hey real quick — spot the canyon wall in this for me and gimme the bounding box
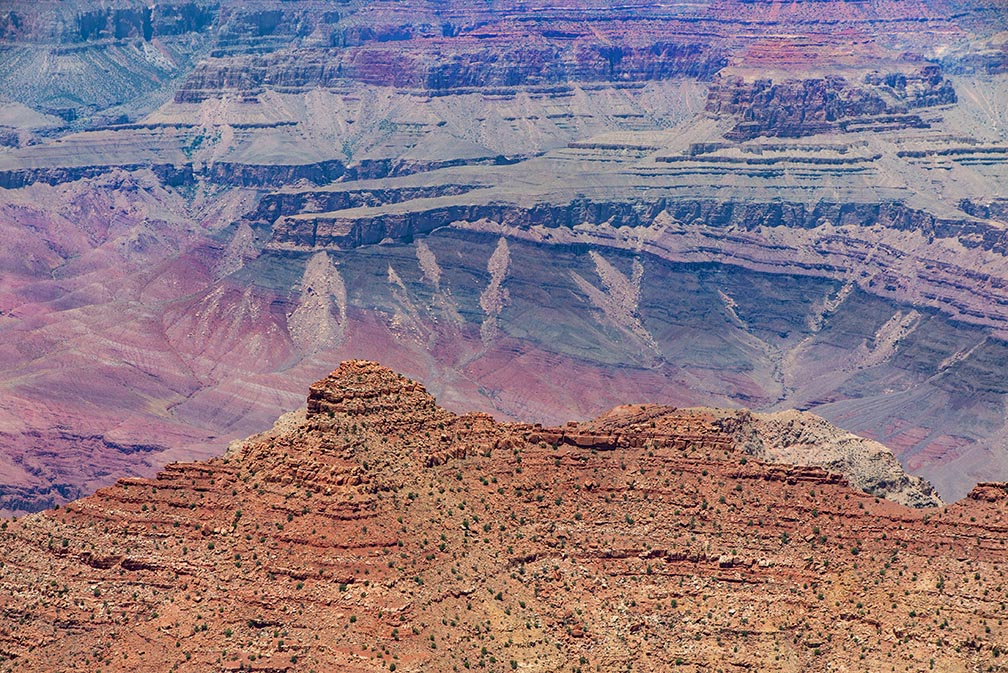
[0,0,1007,512]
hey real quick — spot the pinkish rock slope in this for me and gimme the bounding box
[0,0,1007,510]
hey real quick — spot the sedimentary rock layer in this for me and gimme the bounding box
[1,362,1003,672]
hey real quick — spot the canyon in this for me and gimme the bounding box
[0,361,1004,672]
[0,0,1007,513]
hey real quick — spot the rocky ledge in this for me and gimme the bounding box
[0,361,1002,672]
[707,66,957,140]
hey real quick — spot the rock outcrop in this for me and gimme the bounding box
[0,362,1002,672]
[718,409,943,508]
[706,66,957,140]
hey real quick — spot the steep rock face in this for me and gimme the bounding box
[707,66,958,140]
[174,41,728,103]
[164,0,983,102]
[267,196,945,250]
[3,0,991,120]
[0,2,217,42]
[264,192,1008,338]
[0,158,346,190]
[0,362,1003,672]
[0,1,219,125]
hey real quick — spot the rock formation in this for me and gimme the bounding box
[717,409,943,508]
[1,362,1005,672]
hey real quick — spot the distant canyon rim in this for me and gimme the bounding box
[0,0,1007,512]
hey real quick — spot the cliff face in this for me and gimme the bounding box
[1,0,991,122]
[0,2,216,42]
[174,40,729,103]
[707,66,958,140]
[262,192,1008,338]
[3,362,1005,673]
[0,1,220,123]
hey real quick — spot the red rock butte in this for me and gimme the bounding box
[0,361,1004,671]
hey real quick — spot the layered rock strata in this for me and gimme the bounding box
[1,0,1007,514]
[2,362,1005,672]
